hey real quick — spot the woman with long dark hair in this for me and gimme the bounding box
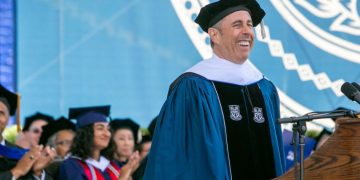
[58,106,139,180]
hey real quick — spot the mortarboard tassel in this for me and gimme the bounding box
[260,20,266,39]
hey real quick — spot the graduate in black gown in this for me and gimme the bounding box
[144,1,286,179]
[132,116,157,180]
[39,117,76,179]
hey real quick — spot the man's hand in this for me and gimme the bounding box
[32,146,57,177]
[10,145,43,178]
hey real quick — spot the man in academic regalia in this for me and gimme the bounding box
[0,84,56,179]
[39,117,76,178]
[0,84,21,176]
[144,1,286,179]
[0,84,18,148]
[39,116,76,160]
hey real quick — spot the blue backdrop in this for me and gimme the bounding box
[0,0,16,125]
[16,0,360,127]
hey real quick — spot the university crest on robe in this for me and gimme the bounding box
[253,107,265,123]
[229,105,242,121]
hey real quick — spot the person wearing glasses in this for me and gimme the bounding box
[37,116,76,178]
[40,116,76,160]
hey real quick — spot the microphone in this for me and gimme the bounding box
[351,82,360,91]
[341,82,360,104]
[278,110,357,124]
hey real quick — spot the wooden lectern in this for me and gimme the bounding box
[276,118,360,180]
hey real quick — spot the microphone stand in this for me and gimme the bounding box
[278,110,357,180]
[290,120,306,180]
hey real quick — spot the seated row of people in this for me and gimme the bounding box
[0,84,156,179]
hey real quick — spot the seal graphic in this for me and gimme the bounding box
[270,0,360,63]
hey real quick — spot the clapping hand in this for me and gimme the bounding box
[32,146,57,177]
[10,145,43,178]
[118,151,140,180]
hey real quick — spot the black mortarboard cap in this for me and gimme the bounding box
[195,0,265,32]
[68,105,110,128]
[0,84,18,116]
[140,134,151,144]
[110,118,140,143]
[23,112,55,132]
[39,116,76,145]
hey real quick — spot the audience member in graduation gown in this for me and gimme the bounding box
[39,116,76,178]
[16,112,54,149]
[39,116,76,160]
[144,1,286,179]
[0,84,56,179]
[132,116,157,180]
[138,116,156,160]
[0,145,56,180]
[138,135,151,161]
[58,106,140,180]
[109,118,140,168]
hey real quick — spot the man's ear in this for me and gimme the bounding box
[208,27,220,44]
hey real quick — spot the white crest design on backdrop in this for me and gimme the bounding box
[295,0,360,35]
[271,0,360,63]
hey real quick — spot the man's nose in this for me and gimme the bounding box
[242,26,252,34]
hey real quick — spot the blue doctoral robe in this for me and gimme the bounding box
[144,75,285,179]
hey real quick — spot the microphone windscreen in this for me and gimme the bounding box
[351,82,360,91]
[341,82,358,100]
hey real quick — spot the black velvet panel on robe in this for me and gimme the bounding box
[213,81,276,180]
